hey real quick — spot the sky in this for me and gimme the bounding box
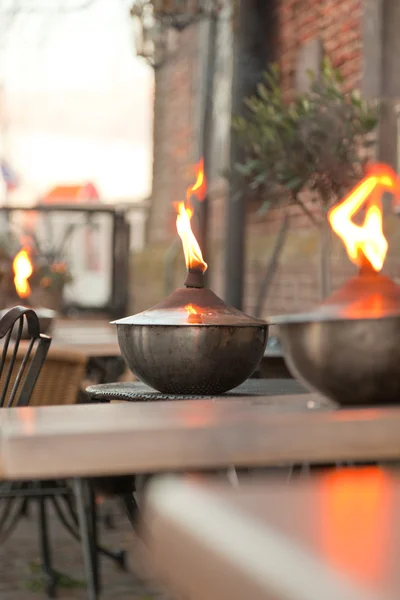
[0,0,154,203]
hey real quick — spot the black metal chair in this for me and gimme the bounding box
[0,306,55,588]
[0,305,51,408]
[0,307,135,600]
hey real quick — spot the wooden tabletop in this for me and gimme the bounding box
[1,399,400,480]
[49,318,120,358]
[145,468,399,600]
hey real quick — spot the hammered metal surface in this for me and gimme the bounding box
[277,316,400,406]
[116,323,268,395]
[113,283,269,394]
[269,272,400,406]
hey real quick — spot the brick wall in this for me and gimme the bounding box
[277,0,362,96]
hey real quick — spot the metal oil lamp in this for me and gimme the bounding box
[269,163,400,406]
[114,163,268,395]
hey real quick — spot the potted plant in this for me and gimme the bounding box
[22,226,74,312]
[233,58,378,304]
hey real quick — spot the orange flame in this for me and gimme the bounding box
[176,159,208,273]
[13,249,33,299]
[328,164,400,272]
[186,158,206,203]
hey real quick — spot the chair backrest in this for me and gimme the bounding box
[3,346,87,408]
[27,347,87,407]
[0,306,51,408]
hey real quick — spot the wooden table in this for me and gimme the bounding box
[2,398,400,480]
[145,469,400,600]
[50,318,120,358]
[49,318,124,385]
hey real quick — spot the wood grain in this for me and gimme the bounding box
[1,399,400,479]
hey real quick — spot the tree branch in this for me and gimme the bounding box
[294,195,321,227]
[254,212,290,318]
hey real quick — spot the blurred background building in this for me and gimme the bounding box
[1,0,400,318]
[139,0,400,318]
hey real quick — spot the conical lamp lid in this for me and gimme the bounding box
[113,287,266,327]
[270,271,400,324]
[317,271,400,319]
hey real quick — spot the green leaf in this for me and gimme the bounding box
[235,159,262,177]
[231,58,379,213]
[306,68,316,82]
[284,176,304,191]
[257,82,270,101]
[257,200,271,216]
[235,163,251,176]
[250,172,267,189]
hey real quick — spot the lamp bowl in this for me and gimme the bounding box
[269,312,400,406]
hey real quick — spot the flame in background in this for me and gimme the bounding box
[13,249,33,299]
[328,163,400,271]
[176,159,208,273]
[186,158,206,203]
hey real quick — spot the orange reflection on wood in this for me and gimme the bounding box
[178,403,216,428]
[16,407,36,435]
[317,467,392,589]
